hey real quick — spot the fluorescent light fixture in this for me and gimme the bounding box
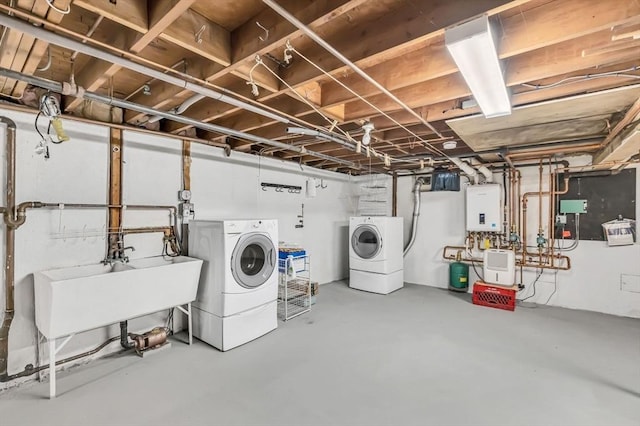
[445,15,511,118]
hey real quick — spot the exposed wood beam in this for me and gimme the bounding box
[124,57,226,124]
[172,0,519,136]
[321,0,640,108]
[66,1,193,112]
[64,26,135,111]
[226,0,367,81]
[0,0,36,92]
[158,8,231,66]
[279,0,516,92]
[131,0,198,52]
[343,34,640,121]
[593,96,640,163]
[126,0,365,128]
[14,0,72,96]
[74,0,148,34]
[108,127,123,255]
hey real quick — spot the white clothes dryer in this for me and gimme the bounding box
[189,219,278,351]
[349,216,404,294]
[349,216,403,274]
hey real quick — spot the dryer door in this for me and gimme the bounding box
[351,224,382,259]
[231,233,276,289]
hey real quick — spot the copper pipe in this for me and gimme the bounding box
[538,159,543,238]
[0,117,16,381]
[517,169,522,236]
[510,168,516,237]
[505,144,601,161]
[122,227,172,236]
[2,336,121,381]
[548,160,557,265]
[442,245,570,270]
[557,159,639,172]
[522,174,570,259]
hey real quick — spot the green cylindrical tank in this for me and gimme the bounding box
[449,251,469,292]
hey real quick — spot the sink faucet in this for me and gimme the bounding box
[104,234,135,264]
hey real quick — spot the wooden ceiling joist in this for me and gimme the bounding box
[1,0,640,173]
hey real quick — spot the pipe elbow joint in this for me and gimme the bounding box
[0,117,16,129]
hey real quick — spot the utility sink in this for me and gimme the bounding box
[34,256,204,339]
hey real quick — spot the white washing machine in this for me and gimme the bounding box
[349,216,404,294]
[189,219,278,351]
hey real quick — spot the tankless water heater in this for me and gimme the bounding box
[466,184,501,232]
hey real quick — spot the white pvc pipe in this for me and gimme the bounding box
[476,165,494,183]
[451,157,478,184]
[0,13,288,124]
[148,94,206,124]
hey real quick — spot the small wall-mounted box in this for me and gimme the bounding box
[560,199,587,214]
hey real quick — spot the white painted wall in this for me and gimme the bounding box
[399,157,640,318]
[0,108,357,387]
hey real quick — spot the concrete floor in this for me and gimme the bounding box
[1,282,639,426]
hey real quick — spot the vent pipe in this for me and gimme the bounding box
[450,157,478,184]
[404,177,427,256]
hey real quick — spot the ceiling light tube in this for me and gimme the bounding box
[445,15,511,118]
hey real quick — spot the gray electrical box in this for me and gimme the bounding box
[560,199,588,214]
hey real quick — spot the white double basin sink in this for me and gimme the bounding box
[34,256,203,339]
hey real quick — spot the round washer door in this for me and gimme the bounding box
[231,233,276,289]
[351,224,382,259]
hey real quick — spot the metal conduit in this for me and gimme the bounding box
[0,13,289,125]
[0,102,230,151]
[286,127,356,149]
[262,0,445,140]
[0,68,359,170]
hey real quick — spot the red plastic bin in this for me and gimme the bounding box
[472,282,516,311]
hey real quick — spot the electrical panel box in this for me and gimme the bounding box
[466,184,501,232]
[560,199,587,214]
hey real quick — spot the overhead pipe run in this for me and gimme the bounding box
[286,127,356,150]
[0,12,289,125]
[262,0,444,140]
[0,101,231,152]
[0,68,359,170]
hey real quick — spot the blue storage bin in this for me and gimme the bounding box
[278,250,306,272]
